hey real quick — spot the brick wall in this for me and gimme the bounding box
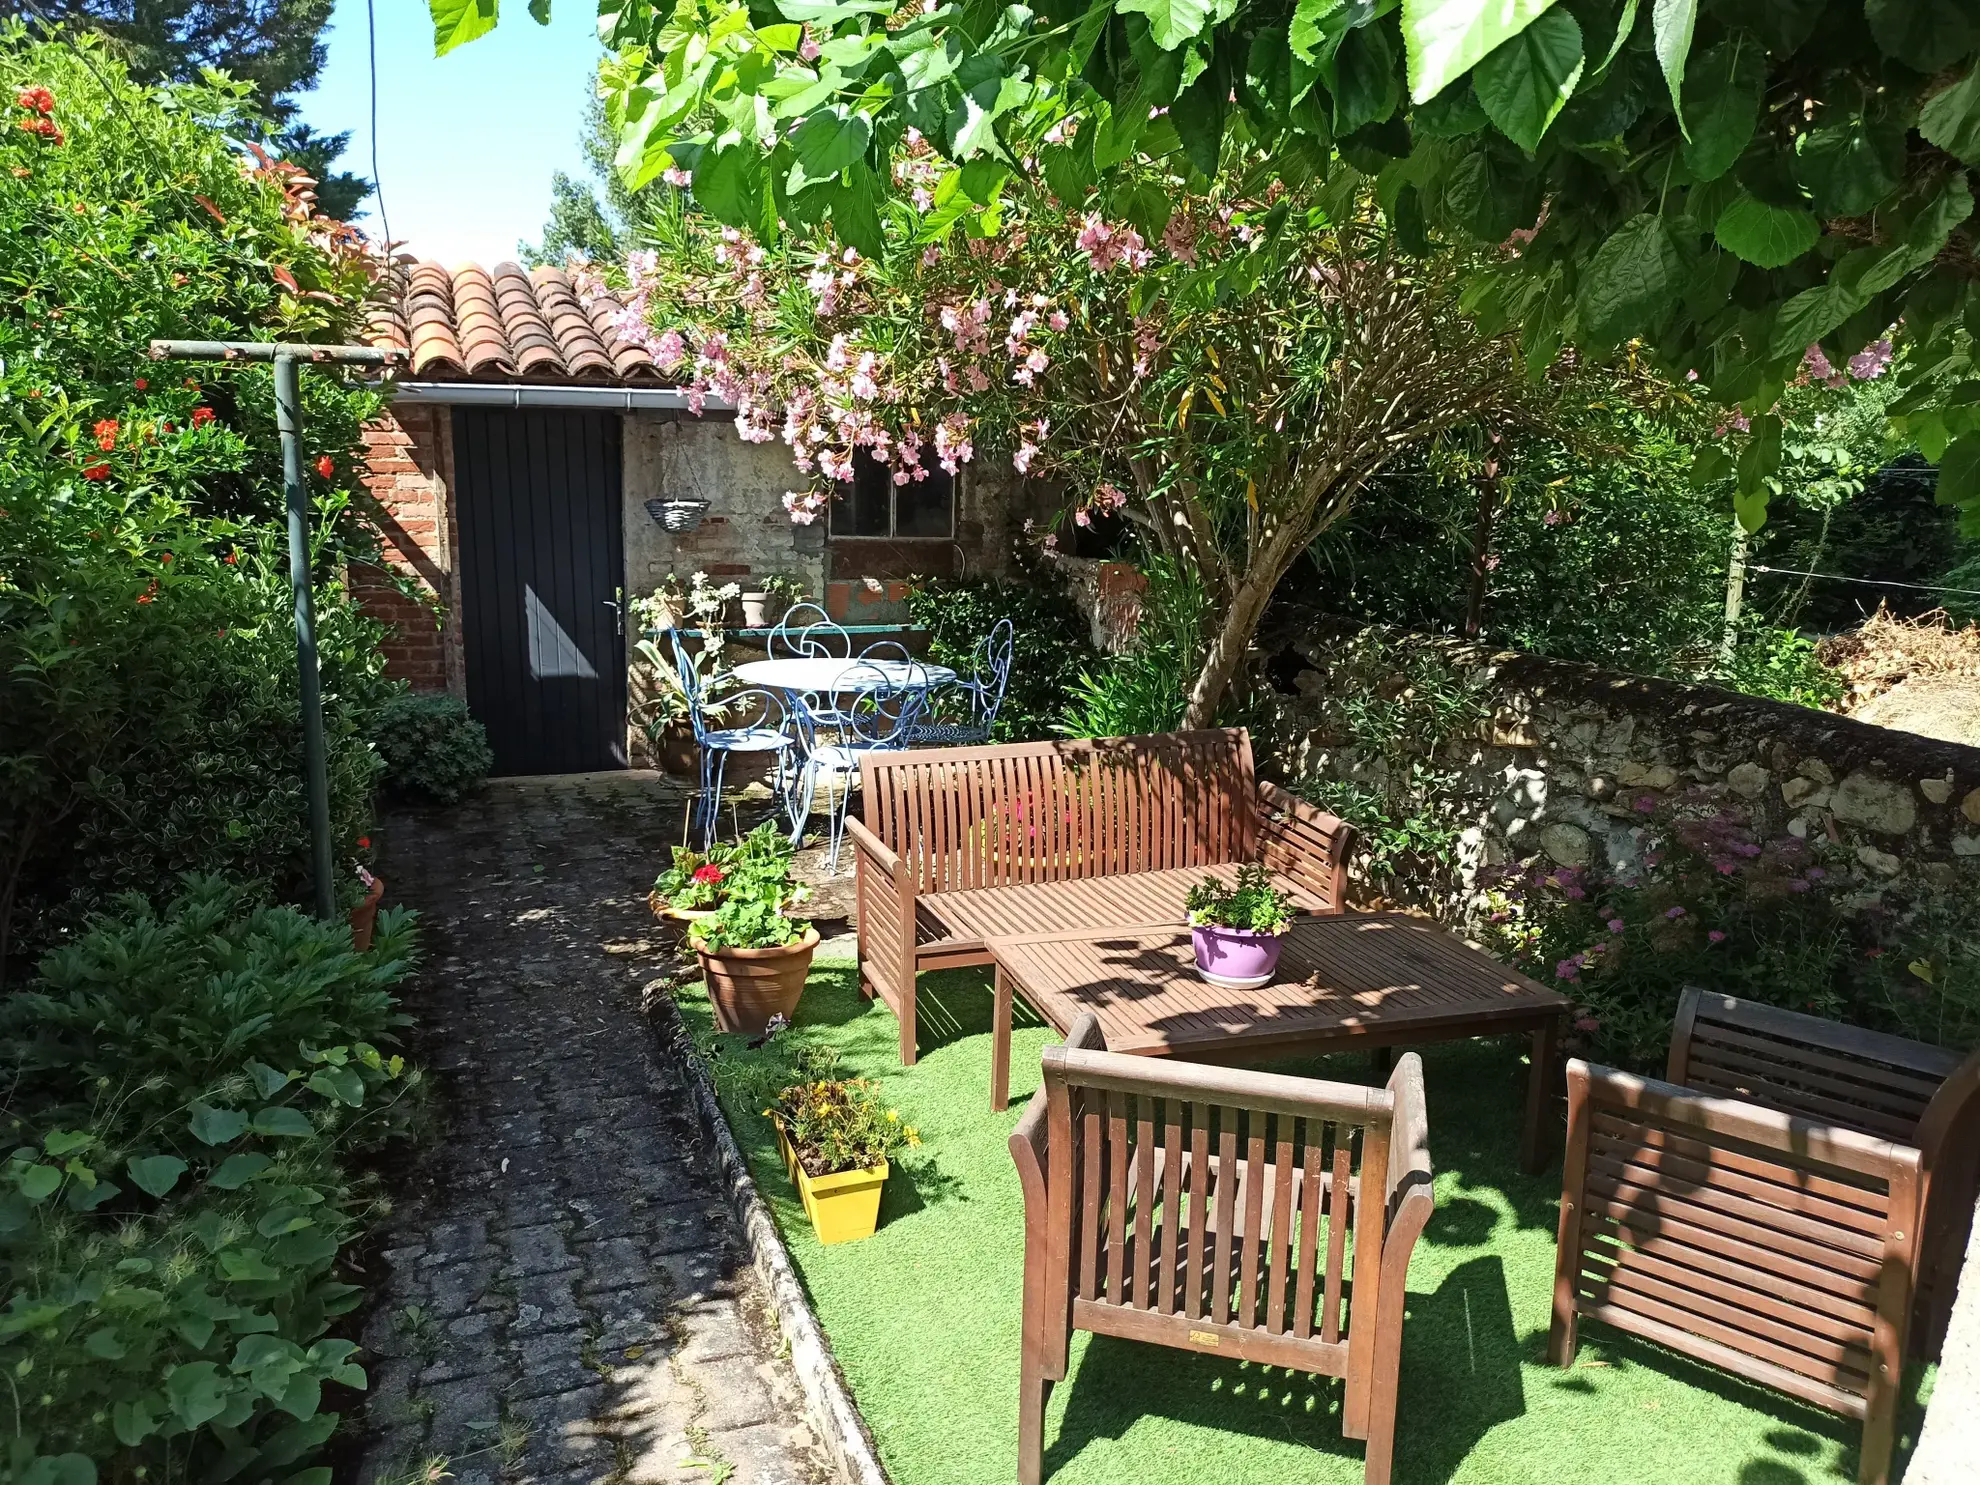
[352,402,460,695]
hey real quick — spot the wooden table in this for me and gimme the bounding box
[986,912,1572,1172]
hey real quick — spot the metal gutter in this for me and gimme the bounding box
[379,380,736,413]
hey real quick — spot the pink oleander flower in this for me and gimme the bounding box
[1163,214,1199,264]
[662,166,692,188]
[654,329,687,371]
[825,333,851,371]
[1047,309,1069,333]
[798,25,821,61]
[1849,338,1892,380]
[1013,441,1039,474]
[1555,961,1581,982]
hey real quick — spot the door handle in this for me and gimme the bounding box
[602,592,623,636]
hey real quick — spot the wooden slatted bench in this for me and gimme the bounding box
[847,729,1355,1064]
[1010,1013,1434,1485]
[1550,989,1980,1485]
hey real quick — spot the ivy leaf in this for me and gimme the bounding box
[1679,40,1762,182]
[1650,0,1696,126]
[209,1153,272,1190]
[1714,196,1819,269]
[429,0,499,56]
[1794,119,1904,217]
[166,1361,230,1429]
[1117,0,1237,52]
[126,1155,188,1199]
[189,1105,249,1147]
[1865,0,1980,74]
[1940,434,1980,511]
[1473,7,1583,153]
[244,1061,293,1100]
[112,1397,158,1447]
[789,106,871,185]
[1172,68,1229,177]
[20,1457,95,1485]
[1920,63,1980,170]
[1331,22,1402,138]
[1400,0,1560,105]
[1574,212,1682,344]
[250,1107,316,1139]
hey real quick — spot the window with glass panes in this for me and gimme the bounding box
[829,446,955,539]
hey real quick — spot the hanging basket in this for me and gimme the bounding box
[646,498,710,533]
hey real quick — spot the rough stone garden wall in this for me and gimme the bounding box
[1261,615,1980,918]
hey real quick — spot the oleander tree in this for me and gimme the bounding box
[436,0,1980,535]
[575,149,1530,722]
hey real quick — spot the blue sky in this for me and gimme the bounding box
[298,0,605,263]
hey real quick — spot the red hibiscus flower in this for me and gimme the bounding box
[315,454,335,478]
[81,462,110,481]
[692,863,726,884]
[190,406,215,427]
[92,418,118,451]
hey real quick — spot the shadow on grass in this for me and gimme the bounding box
[1042,1256,1525,1485]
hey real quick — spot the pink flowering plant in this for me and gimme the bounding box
[574,148,1529,725]
[1475,809,1976,1073]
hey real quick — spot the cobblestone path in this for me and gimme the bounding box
[361,774,829,1485]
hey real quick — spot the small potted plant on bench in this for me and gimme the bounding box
[1186,865,1295,989]
[688,832,818,1033]
[768,1050,919,1245]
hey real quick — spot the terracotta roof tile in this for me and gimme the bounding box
[369,257,666,386]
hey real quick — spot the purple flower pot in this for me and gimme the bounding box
[1191,924,1288,988]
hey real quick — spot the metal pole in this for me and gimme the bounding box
[150,337,399,921]
[274,353,336,919]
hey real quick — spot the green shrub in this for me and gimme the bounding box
[0,876,422,1484]
[0,34,393,965]
[905,573,1093,741]
[1476,823,1980,1073]
[1708,624,1847,711]
[1061,556,1218,738]
[373,692,494,805]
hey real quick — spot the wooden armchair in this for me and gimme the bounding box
[1010,1014,1434,1485]
[1550,989,1980,1485]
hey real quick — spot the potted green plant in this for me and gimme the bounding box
[768,1058,919,1244]
[1185,865,1296,989]
[689,833,817,1033]
[741,573,808,629]
[649,823,789,920]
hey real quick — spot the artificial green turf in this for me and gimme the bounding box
[678,950,1929,1485]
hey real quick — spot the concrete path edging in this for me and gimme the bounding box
[666,1014,893,1485]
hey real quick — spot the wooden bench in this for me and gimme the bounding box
[1011,1013,1434,1485]
[847,729,1355,1064]
[1550,989,1980,1485]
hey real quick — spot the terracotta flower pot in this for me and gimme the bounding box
[652,722,699,777]
[1190,923,1286,989]
[350,876,385,952]
[695,926,820,1035]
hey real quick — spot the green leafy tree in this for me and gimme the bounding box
[437,0,1980,535]
[0,32,396,966]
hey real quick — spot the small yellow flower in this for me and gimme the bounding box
[885,1109,899,1123]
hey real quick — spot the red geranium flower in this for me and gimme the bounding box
[223,550,238,564]
[692,863,726,884]
[81,462,110,481]
[315,454,335,478]
[133,377,147,391]
[357,835,371,849]
[190,406,215,427]
[92,418,118,451]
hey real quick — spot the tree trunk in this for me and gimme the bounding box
[1180,527,1298,729]
[1464,452,1502,638]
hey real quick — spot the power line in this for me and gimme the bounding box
[365,0,393,251]
[1748,564,1980,600]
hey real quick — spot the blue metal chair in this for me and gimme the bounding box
[768,602,850,659]
[905,618,1015,747]
[667,629,799,848]
[790,660,931,872]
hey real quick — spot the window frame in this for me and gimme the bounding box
[827,448,959,541]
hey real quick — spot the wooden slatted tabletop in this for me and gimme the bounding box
[988,912,1571,1171]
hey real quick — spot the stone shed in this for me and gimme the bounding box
[353,258,1038,775]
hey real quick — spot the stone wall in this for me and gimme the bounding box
[1261,616,1980,916]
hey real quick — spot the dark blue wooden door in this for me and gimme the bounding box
[454,408,627,775]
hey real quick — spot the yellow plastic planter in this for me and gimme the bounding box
[775,1122,888,1245]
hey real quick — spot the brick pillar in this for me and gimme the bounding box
[351,403,461,694]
